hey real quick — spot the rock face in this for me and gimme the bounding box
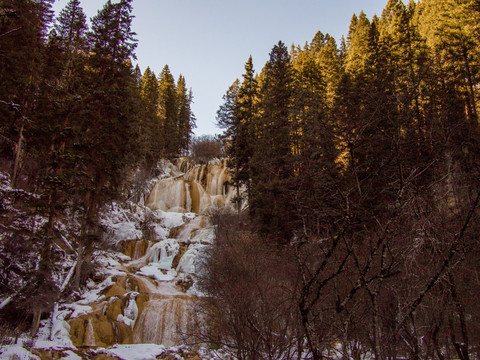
[68,159,235,349]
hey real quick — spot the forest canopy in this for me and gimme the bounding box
[208,0,480,358]
[0,0,195,335]
[1,0,480,358]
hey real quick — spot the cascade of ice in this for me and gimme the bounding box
[68,158,238,351]
[133,296,194,346]
[84,319,96,347]
[117,293,139,329]
[147,158,239,214]
[148,239,179,270]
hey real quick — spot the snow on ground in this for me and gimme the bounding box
[137,264,176,281]
[0,344,41,360]
[0,160,223,360]
[98,344,167,360]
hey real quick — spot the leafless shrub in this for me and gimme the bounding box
[190,135,224,163]
[195,209,301,360]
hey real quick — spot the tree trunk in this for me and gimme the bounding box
[462,47,477,122]
[49,303,59,341]
[31,308,42,337]
[370,290,383,360]
[12,117,25,187]
[449,273,470,360]
[73,240,85,291]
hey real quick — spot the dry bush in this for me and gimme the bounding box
[196,210,301,360]
[190,135,224,163]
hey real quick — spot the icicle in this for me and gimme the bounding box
[113,322,119,343]
[84,319,95,346]
[123,293,139,329]
[185,182,192,212]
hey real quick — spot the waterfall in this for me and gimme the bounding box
[146,158,240,214]
[68,158,239,351]
[84,319,96,347]
[133,296,194,346]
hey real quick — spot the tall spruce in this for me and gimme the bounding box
[70,0,140,290]
[32,0,90,286]
[140,67,161,167]
[177,75,196,155]
[250,41,295,239]
[231,56,257,201]
[157,65,178,156]
[416,0,479,122]
[0,0,54,185]
[217,79,240,134]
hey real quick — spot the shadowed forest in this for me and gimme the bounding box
[203,0,480,358]
[1,0,480,359]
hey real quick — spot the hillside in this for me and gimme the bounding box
[1,158,235,359]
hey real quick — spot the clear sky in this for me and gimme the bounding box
[52,0,388,136]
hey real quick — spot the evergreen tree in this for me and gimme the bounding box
[157,65,178,156]
[216,79,240,134]
[309,31,342,108]
[0,0,54,185]
[32,0,90,257]
[139,67,161,167]
[89,0,137,66]
[134,63,142,86]
[250,41,295,239]
[177,75,196,154]
[344,12,372,75]
[53,0,88,53]
[416,0,479,122]
[231,56,257,196]
[71,0,140,289]
[0,0,58,335]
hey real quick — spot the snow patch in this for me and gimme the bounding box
[137,264,176,282]
[98,344,167,360]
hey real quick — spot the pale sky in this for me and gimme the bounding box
[52,0,388,136]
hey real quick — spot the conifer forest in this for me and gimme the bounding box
[1,0,480,359]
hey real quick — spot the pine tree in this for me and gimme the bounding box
[216,79,240,134]
[0,0,54,185]
[53,0,88,53]
[416,0,479,122]
[309,31,342,108]
[70,0,140,290]
[32,0,89,251]
[134,64,142,87]
[177,75,196,155]
[232,56,258,195]
[89,0,137,66]
[250,41,295,239]
[139,67,161,167]
[344,12,372,75]
[157,65,178,156]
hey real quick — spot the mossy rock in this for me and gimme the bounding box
[104,298,124,322]
[103,277,127,298]
[32,348,69,360]
[115,321,133,344]
[168,226,181,239]
[92,315,115,347]
[124,240,151,259]
[69,318,86,347]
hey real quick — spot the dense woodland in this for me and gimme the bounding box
[1,0,480,359]
[203,0,480,359]
[0,0,195,335]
